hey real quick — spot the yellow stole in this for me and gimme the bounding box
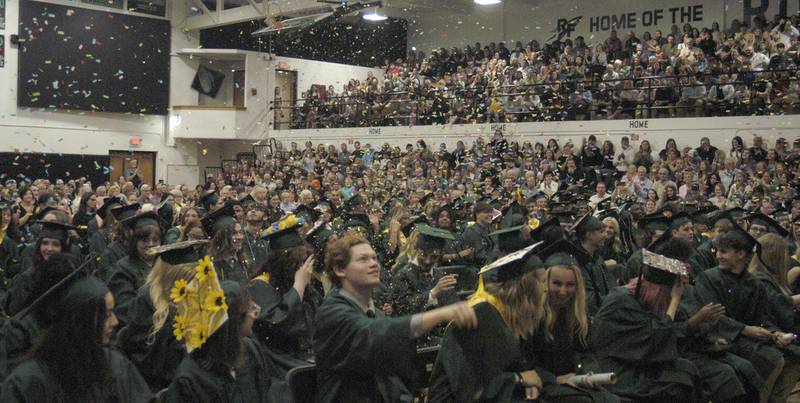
[467,275,508,326]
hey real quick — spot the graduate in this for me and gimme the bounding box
[690,211,735,274]
[433,207,474,266]
[692,223,799,403]
[87,195,125,255]
[107,211,163,326]
[116,240,205,391]
[313,233,477,403]
[202,202,250,282]
[250,214,321,381]
[165,260,273,403]
[0,253,76,379]
[523,239,621,403]
[95,202,140,281]
[571,214,614,316]
[3,221,77,316]
[461,202,499,267]
[429,242,546,402]
[390,224,461,316]
[590,241,701,402]
[0,277,153,403]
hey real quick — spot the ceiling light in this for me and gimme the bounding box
[474,0,501,5]
[363,11,388,21]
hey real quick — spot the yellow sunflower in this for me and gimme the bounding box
[173,315,187,341]
[188,321,210,350]
[195,256,216,282]
[170,279,189,303]
[204,289,228,313]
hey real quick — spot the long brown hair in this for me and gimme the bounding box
[485,272,544,339]
[543,265,589,347]
[749,233,791,294]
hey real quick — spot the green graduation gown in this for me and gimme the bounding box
[429,300,528,402]
[589,288,699,401]
[0,348,154,403]
[164,337,272,403]
[213,254,250,283]
[574,246,614,317]
[461,223,497,267]
[691,267,786,386]
[116,284,185,391]
[688,238,717,274]
[107,256,152,326]
[313,289,416,403]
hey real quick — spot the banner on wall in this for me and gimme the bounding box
[128,0,167,17]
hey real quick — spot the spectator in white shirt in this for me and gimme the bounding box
[614,136,636,173]
[589,182,611,209]
[706,74,735,116]
[771,19,799,48]
[537,170,560,198]
[677,72,707,117]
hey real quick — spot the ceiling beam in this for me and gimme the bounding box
[185,0,325,30]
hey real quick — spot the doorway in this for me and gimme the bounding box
[274,69,297,130]
[109,151,156,188]
[233,70,245,108]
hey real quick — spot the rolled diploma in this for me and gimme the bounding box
[570,372,617,386]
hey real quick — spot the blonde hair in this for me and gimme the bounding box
[392,230,419,273]
[146,259,197,343]
[748,233,790,295]
[543,265,590,348]
[602,217,622,253]
[486,272,545,339]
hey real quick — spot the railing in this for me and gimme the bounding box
[269,68,800,129]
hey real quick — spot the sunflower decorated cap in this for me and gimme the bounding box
[170,255,229,353]
[263,214,306,251]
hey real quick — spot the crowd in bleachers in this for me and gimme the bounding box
[278,17,800,129]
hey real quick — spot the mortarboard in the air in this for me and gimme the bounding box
[111,203,140,222]
[121,211,166,230]
[264,214,307,251]
[402,216,431,238]
[97,196,125,219]
[571,213,604,240]
[416,224,456,250]
[478,241,544,283]
[638,213,671,232]
[147,239,208,265]
[198,191,220,211]
[35,221,75,243]
[201,201,238,236]
[641,248,689,286]
[747,213,790,237]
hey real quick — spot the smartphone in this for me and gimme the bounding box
[433,266,474,292]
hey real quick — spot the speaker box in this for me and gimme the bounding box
[191,65,226,98]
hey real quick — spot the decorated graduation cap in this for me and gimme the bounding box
[35,221,75,243]
[478,241,545,283]
[641,248,689,286]
[572,213,604,240]
[111,203,140,222]
[264,214,306,251]
[747,213,790,237]
[416,224,456,251]
[200,201,238,236]
[147,239,208,265]
[170,255,229,353]
[97,196,125,219]
[198,191,220,212]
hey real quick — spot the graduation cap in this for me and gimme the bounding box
[419,192,434,207]
[35,221,75,243]
[572,213,604,240]
[726,207,745,219]
[343,193,365,212]
[201,202,238,236]
[147,239,207,265]
[97,196,125,218]
[198,191,220,211]
[156,201,175,229]
[32,206,57,221]
[747,213,790,237]
[721,221,760,254]
[691,207,716,226]
[340,213,372,234]
[305,221,335,250]
[240,194,256,206]
[641,248,689,286]
[121,211,165,231]
[708,210,733,225]
[264,214,306,251]
[111,203,140,222]
[529,217,560,242]
[478,241,544,283]
[550,210,578,225]
[402,216,430,238]
[294,204,319,225]
[416,224,456,251]
[62,276,110,312]
[668,212,692,231]
[539,238,579,267]
[638,214,671,232]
